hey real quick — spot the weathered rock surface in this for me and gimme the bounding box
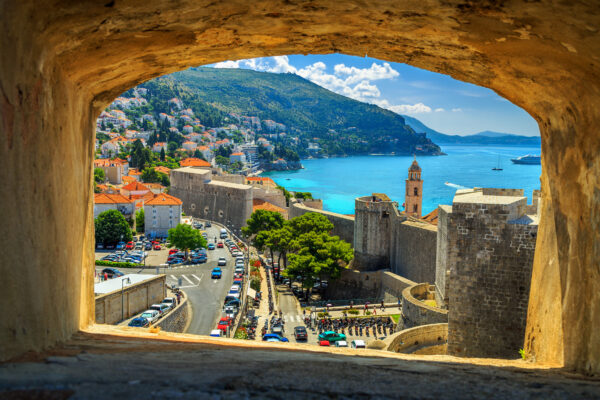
[0,0,599,377]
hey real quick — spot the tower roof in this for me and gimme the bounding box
[409,156,421,172]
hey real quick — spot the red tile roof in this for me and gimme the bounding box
[246,177,276,186]
[180,157,211,167]
[121,181,150,192]
[145,193,183,206]
[252,199,286,214]
[94,193,133,204]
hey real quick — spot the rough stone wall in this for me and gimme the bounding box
[385,323,448,355]
[95,275,166,325]
[211,174,245,185]
[353,196,394,271]
[289,202,354,244]
[325,269,415,301]
[435,205,452,308]
[400,284,448,330]
[170,168,253,232]
[389,219,437,283]
[252,186,287,209]
[2,0,600,372]
[446,197,537,358]
[155,297,189,333]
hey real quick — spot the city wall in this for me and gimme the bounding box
[170,167,253,233]
[95,275,166,325]
[400,283,448,330]
[155,294,189,333]
[325,269,415,302]
[385,323,448,355]
[289,202,355,244]
[390,219,437,283]
[443,189,538,358]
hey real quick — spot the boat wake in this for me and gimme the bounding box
[445,182,468,189]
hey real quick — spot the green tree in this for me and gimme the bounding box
[160,147,166,161]
[94,210,133,245]
[193,148,205,160]
[93,168,105,183]
[215,155,230,167]
[285,231,353,291]
[242,210,284,238]
[135,209,145,233]
[288,212,333,236]
[141,168,160,183]
[167,223,207,259]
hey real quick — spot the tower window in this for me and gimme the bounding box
[414,187,418,196]
[413,204,418,212]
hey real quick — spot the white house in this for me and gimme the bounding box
[93,193,134,219]
[152,142,167,153]
[144,193,183,238]
[182,140,197,151]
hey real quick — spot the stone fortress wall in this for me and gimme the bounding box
[170,167,254,233]
[439,188,539,358]
[385,323,448,355]
[324,268,416,302]
[400,283,448,330]
[353,194,438,284]
[289,202,355,244]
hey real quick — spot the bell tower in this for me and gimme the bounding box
[405,156,423,217]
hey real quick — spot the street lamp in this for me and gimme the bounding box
[121,277,131,321]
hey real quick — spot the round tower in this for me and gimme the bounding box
[405,156,423,217]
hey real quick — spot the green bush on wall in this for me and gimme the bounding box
[95,260,140,269]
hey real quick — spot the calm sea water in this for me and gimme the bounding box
[262,145,542,215]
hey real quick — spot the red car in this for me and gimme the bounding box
[319,340,330,346]
[217,317,232,333]
[153,244,161,250]
[125,241,134,250]
[217,242,224,248]
[168,248,179,255]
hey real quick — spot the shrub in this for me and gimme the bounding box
[347,309,359,315]
[250,277,261,292]
[317,312,330,318]
[95,260,139,268]
[234,328,248,340]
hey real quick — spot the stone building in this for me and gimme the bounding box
[435,188,539,358]
[405,157,423,217]
[169,167,286,234]
[143,192,183,238]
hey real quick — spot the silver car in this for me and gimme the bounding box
[139,309,160,324]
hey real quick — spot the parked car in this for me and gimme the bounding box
[139,310,160,324]
[162,297,177,310]
[128,317,149,328]
[211,268,222,279]
[191,256,207,264]
[153,243,161,250]
[271,323,284,335]
[208,243,215,250]
[224,305,238,319]
[149,303,170,315]
[166,258,184,265]
[335,340,348,348]
[209,329,222,337]
[294,326,308,341]
[262,333,289,342]
[318,331,346,343]
[101,267,123,278]
[116,242,125,250]
[205,221,212,228]
[234,267,244,275]
[144,242,152,250]
[124,241,133,250]
[351,340,366,349]
[218,257,227,266]
[319,340,331,346]
[96,243,104,249]
[217,317,232,333]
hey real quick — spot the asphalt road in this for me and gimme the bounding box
[95,221,237,335]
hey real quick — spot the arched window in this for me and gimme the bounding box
[414,187,418,196]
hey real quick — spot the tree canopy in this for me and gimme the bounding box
[167,223,207,257]
[242,210,285,238]
[95,210,133,245]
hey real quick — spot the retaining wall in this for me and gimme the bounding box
[400,283,448,330]
[325,269,415,302]
[385,323,448,354]
[155,294,189,333]
[389,219,437,283]
[95,275,166,325]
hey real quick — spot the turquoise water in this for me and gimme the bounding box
[262,145,542,215]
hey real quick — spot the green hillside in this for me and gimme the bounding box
[140,67,441,156]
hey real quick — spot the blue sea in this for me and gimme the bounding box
[262,145,542,215]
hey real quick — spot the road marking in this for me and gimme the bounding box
[182,275,195,285]
[169,275,178,281]
[192,274,202,283]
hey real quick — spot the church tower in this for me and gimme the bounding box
[405,156,423,217]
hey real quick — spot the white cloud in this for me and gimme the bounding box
[210,57,438,115]
[452,108,463,112]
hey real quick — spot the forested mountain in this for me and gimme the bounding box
[402,115,541,146]
[138,67,442,156]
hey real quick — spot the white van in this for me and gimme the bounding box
[351,340,366,349]
[220,228,228,239]
[210,329,223,337]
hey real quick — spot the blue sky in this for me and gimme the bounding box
[208,54,539,137]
